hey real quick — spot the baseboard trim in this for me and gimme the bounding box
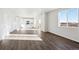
[47,31,79,44]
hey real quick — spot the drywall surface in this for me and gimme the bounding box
[0,8,41,39]
[0,9,17,39]
[37,12,48,32]
[47,9,79,42]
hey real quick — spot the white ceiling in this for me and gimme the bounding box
[42,8,57,12]
[15,8,57,17]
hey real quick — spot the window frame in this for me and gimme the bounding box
[58,8,79,28]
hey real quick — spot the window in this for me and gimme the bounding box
[26,21,30,25]
[58,8,79,27]
[58,10,67,27]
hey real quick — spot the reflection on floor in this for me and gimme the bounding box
[10,30,38,34]
[8,30,41,40]
[0,30,79,50]
[5,34,42,40]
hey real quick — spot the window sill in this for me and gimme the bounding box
[58,26,79,28]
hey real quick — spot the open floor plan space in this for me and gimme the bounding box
[0,8,79,50]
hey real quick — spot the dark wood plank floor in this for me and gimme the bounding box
[0,31,79,50]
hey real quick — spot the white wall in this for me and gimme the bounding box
[0,8,18,39]
[0,9,5,39]
[38,12,48,32]
[0,8,41,39]
[15,8,39,30]
[47,9,79,42]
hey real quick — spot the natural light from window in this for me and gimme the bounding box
[58,8,79,27]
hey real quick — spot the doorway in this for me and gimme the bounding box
[10,16,41,36]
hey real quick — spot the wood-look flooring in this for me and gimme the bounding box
[0,30,79,50]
